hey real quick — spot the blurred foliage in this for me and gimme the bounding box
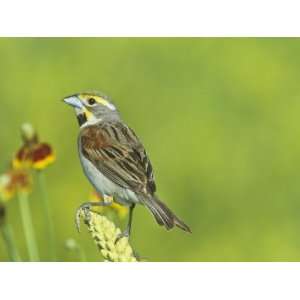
[0,38,300,261]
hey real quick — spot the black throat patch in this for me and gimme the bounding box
[77,113,87,126]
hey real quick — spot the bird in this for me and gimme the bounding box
[63,91,191,241]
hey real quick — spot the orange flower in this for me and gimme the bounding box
[14,143,55,170]
[0,168,32,201]
[13,123,55,170]
[89,191,128,219]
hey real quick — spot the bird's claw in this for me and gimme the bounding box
[115,229,130,245]
[114,227,144,260]
[75,203,92,233]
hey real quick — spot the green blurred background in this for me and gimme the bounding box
[0,38,300,261]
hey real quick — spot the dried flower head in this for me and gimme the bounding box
[0,168,32,201]
[13,123,55,170]
[89,191,128,219]
[81,210,137,262]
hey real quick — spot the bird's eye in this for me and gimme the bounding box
[88,98,96,105]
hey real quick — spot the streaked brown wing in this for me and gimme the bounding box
[80,121,156,194]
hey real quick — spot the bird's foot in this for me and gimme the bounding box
[115,228,130,245]
[75,198,113,233]
[114,226,145,261]
[75,202,92,233]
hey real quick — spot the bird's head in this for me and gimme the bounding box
[63,91,120,126]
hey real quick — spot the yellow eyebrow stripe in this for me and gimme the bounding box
[80,94,116,111]
[97,98,116,110]
[97,98,110,106]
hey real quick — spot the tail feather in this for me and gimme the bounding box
[143,195,191,233]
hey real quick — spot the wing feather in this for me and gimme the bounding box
[80,121,156,194]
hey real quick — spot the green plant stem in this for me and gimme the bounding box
[18,192,39,261]
[77,246,87,262]
[1,223,22,262]
[37,171,56,261]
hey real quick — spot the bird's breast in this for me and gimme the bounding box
[78,143,139,206]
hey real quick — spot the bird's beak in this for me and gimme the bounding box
[63,96,84,109]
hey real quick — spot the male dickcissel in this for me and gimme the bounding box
[63,91,191,240]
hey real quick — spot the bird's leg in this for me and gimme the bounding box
[75,195,113,232]
[115,204,135,244]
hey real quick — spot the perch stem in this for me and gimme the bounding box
[1,223,22,261]
[37,171,56,261]
[18,192,40,261]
